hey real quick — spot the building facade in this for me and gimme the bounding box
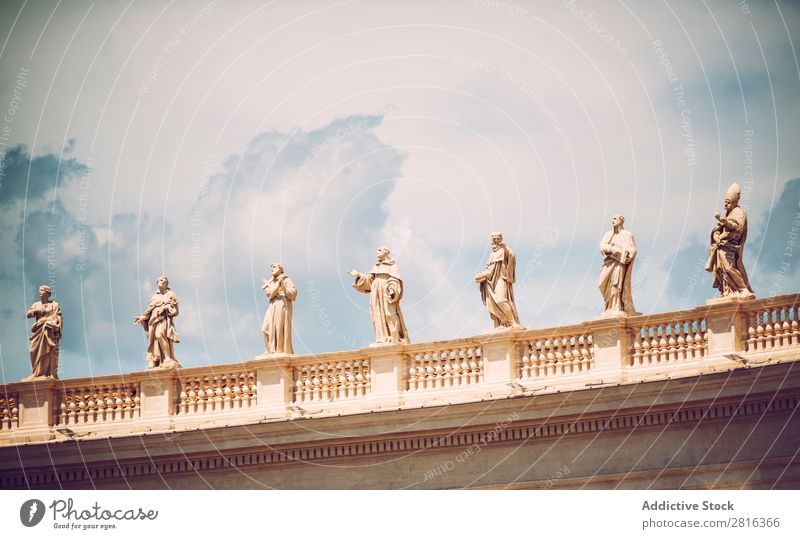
[1,294,798,489]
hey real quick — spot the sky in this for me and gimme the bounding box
[0,0,798,383]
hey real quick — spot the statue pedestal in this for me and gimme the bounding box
[595,310,641,320]
[706,293,755,306]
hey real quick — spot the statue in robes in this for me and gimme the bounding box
[598,215,639,317]
[261,263,297,355]
[348,247,410,345]
[133,276,181,369]
[705,182,754,299]
[475,232,523,330]
[24,285,62,380]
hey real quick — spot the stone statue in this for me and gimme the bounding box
[261,263,297,355]
[24,285,62,380]
[348,247,410,345]
[705,182,754,300]
[475,232,523,330]
[133,276,181,369]
[598,215,639,317]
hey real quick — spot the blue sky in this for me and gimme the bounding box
[0,0,798,383]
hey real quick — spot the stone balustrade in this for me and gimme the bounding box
[178,370,257,415]
[406,343,483,391]
[518,329,594,379]
[742,296,800,352]
[0,394,18,431]
[58,380,140,425]
[630,315,707,366]
[292,358,370,403]
[1,293,798,446]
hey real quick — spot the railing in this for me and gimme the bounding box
[178,370,257,415]
[406,344,483,390]
[743,297,800,352]
[293,359,370,403]
[58,381,140,425]
[630,316,707,367]
[0,394,17,430]
[1,293,798,445]
[518,331,593,379]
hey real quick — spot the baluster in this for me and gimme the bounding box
[338,364,347,398]
[647,327,658,364]
[248,373,257,405]
[440,352,451,387]
[319,365,328,401]
[767,310,776,349]
[124,391,133,419]
[638,329,648,365]
[545,339,554,375]
[746,312,756,351]
[778,307,789,347]
[114,391,123,421]
[683,322,694,359]
[179,382,188,415]
[341,362,350,398]
[230,375,241,408]
[676,323,686,360]
[756,312,765,351]
[580,335,591,369]
[362,360,370,394]
[521,349,531,378]
[535,340,544,376]
[76,391,87,424]
[421,354,431,389]
[293,372,303,403]
[185,380,195,413]
[199,379,209,413]
[632,332,641,367]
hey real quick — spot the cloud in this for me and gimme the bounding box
[0,145,88,207]
[0,116,408,382]
[662,235,710,309]
[749,178,800,296]
[177,114,407,360]
[0,145,98,381]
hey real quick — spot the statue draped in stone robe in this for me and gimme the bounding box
[475,232,522,329]
[133,276,181,369]
[348,247,410,345]
[705,182,754,299]
[25,285,62,380]
[261,263,297,355]
[598,215,638,316]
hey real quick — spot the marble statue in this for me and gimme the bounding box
[348,247,410,345]
[133,276,181,369]
[261,263,297,355]
[705,182,754,300]
[24,285,62,380]
[475,232,523,330]
[598,215,639,317]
